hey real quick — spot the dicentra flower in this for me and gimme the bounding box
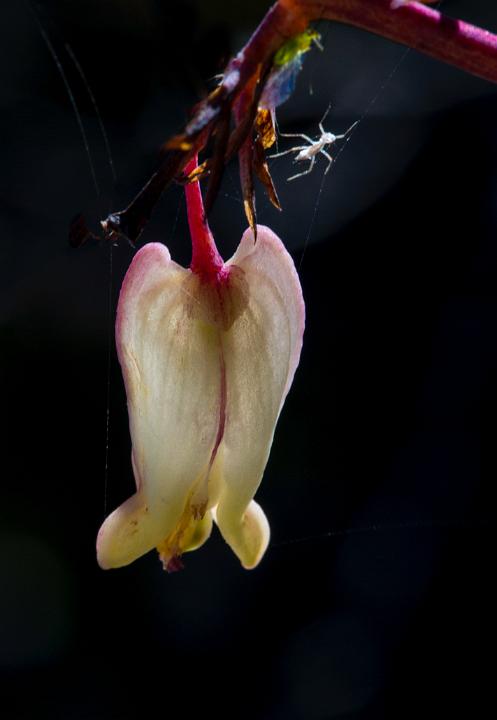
[97,159,304,571]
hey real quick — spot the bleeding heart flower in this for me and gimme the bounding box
[96,158,305,571]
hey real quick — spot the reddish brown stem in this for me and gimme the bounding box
[96,1,497,247]
[287,0,497,83]
[226,0,497,95]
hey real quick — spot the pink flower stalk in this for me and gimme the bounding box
[96,0,497,249]
[96,158,305,571]
[237,0,497,86]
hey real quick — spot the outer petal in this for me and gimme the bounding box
[97,243,223,569]
[214,225,305,568]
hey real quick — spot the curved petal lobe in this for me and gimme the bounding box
[97,243,223,569]
[214,225,305,568]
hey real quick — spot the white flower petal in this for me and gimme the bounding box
[214,225,305,568]
[97,243,223,569]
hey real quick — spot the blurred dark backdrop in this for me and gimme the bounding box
[1,1,496,718]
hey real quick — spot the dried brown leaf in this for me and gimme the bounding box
[254,108,276,150]
[253,139,281,211]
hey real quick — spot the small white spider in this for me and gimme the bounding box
[269,106,358,181]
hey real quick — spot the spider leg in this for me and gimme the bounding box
[318,103,332,134]
[278,131,314,144]
[333,120,359,140]
[320,149,333,174]
[287,156,315,182]
[269,146,307,158]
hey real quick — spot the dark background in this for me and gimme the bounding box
[1,1,496,718]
